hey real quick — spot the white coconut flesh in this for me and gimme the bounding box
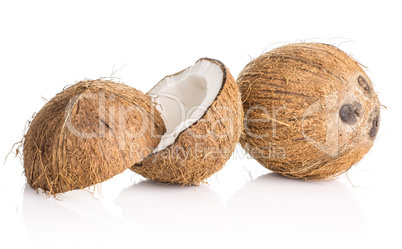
[149,60,224,153]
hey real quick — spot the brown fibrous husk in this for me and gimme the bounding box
[237,43,380,180]
[23,79,166,195]
[131,58,244,185]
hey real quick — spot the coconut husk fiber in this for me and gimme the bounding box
[131,58,243,185]
[237,43,380,180]
[23,79,166,195]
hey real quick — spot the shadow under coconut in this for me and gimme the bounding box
[22,184,131,245]
[114,180,226,235]
[225,173,368,236]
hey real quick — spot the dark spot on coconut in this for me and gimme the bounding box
[358,76,371,93]
[99,119,110,129]
[339,103,362,125]
[369,112,380,139]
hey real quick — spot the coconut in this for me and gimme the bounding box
[131,58,243,184]
[23,79,166,194]
[237,43,380,179]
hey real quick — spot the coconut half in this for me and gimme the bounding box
[131,58,243,184]
[23,80,166,194]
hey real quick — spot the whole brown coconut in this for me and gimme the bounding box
[23,80,166,194]
[131,58,243,185]
[237,43,380,179]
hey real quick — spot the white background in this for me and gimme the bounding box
[1,0,401,248]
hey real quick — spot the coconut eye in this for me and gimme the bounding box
[339,102,362,125]
[369,109,380,139]
[358,76,371,93]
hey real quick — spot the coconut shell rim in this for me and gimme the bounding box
[136,58,229,164]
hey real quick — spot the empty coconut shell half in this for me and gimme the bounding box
[237,43,380,180]
[23,80,166,194]
[131,58,243,185]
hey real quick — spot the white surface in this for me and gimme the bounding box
[150,59,223,153]
[0,1,401,249]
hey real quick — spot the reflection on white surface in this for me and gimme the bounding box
[226,173,367,235]
[115,181,225,234]
[22,172,367,246]
[22,184,131,245]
